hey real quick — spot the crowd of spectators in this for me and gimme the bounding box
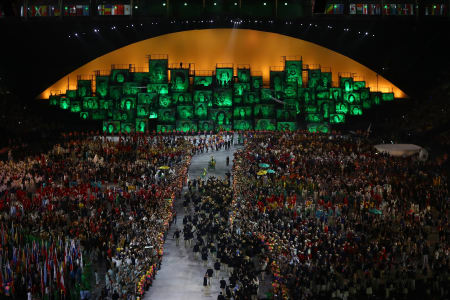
[229,132,448,300]
[0,134,192,298]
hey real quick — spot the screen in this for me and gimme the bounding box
[253,104,275,118]
[340,77,353,92]
[172,93,192,105]
[234,120,253,130]
[198,120,214,132]
[277,121,298,131]
[170,69,189,92]
[251,76,263,90]
[209,109,232,126]
[158,109,175,123]
[138,93,157,106]
[96,76,109,98]
[50,55,398,132]
[149,59,168,83]
[255,119,276,131]
[157,124,175,133]
[285,60,302,85]
[233,106,252,119]
[136,119,148,132]
[194,76,213,88]
[195,103,209,119]
[177,105,194,120]
[237,69,251,83]
[110,69,129,84]
[176,120,197,132]
[123,82,139,95]
[216,68,233,87]
[270,71,284,92]
[213,89,233,107]
[77,80,92,98]
[308,69,321,89]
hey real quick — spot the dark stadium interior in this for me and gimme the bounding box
[0,1,449,299]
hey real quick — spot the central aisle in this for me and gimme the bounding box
[144,146,239,300]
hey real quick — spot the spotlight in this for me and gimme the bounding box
[214,2,217,5]
[163,2,166,6]
[234,2,237,5]
[184,2,187,6]
[74,33,78,37]
[285,2,288,5]
[134,5,138,9]
[263,2,266,5]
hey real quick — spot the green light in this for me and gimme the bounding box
[263,2,267,5]
[334,4,337,8]
[214,2,217,5]
[184,2,187,6]
[384,5,387,8]
[64,6,68,10]
[163,3,166,6]
[433,5,436,8]
[85,7,88,10]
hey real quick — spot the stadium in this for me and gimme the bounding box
[0,1,448,299]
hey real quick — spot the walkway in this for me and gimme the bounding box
[144,146,238,300]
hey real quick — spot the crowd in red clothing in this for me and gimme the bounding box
[0,134,192,299]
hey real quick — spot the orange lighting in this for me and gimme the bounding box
[38,29,407,99]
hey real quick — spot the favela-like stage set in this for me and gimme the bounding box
[48,55,395,133]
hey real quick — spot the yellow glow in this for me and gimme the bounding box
[39,29,406,99]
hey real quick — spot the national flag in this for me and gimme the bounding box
[82,5,89,16]
[59,265,66,294]
[370,4,380,15]
[363,4,368,15]
[356,3,363,14]
[98,5,104,15]
[325,4,334,14]
[104,4,112,15]
[349,4,356,14]
[44,259,47,286]
[76,5,83,16]
[112,4,124,15]
[69,5,76,16]
[124,4,131,15]
[383,4,390,15]
[390,4,397,15]
[52,6,61,16]
[41,267,44,295]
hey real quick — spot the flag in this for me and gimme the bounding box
[325,4,334,14]
[349,4,356,14]
[44,259,47,286]
[98,5,104,15]
[124,4,131,15]
[59,265,66,294]
[104,4,112,15]
[363,4,368,15]
[41,267,44,295]
[356,4,363,14]
[370,4,380,15]
[82,5,89,16]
